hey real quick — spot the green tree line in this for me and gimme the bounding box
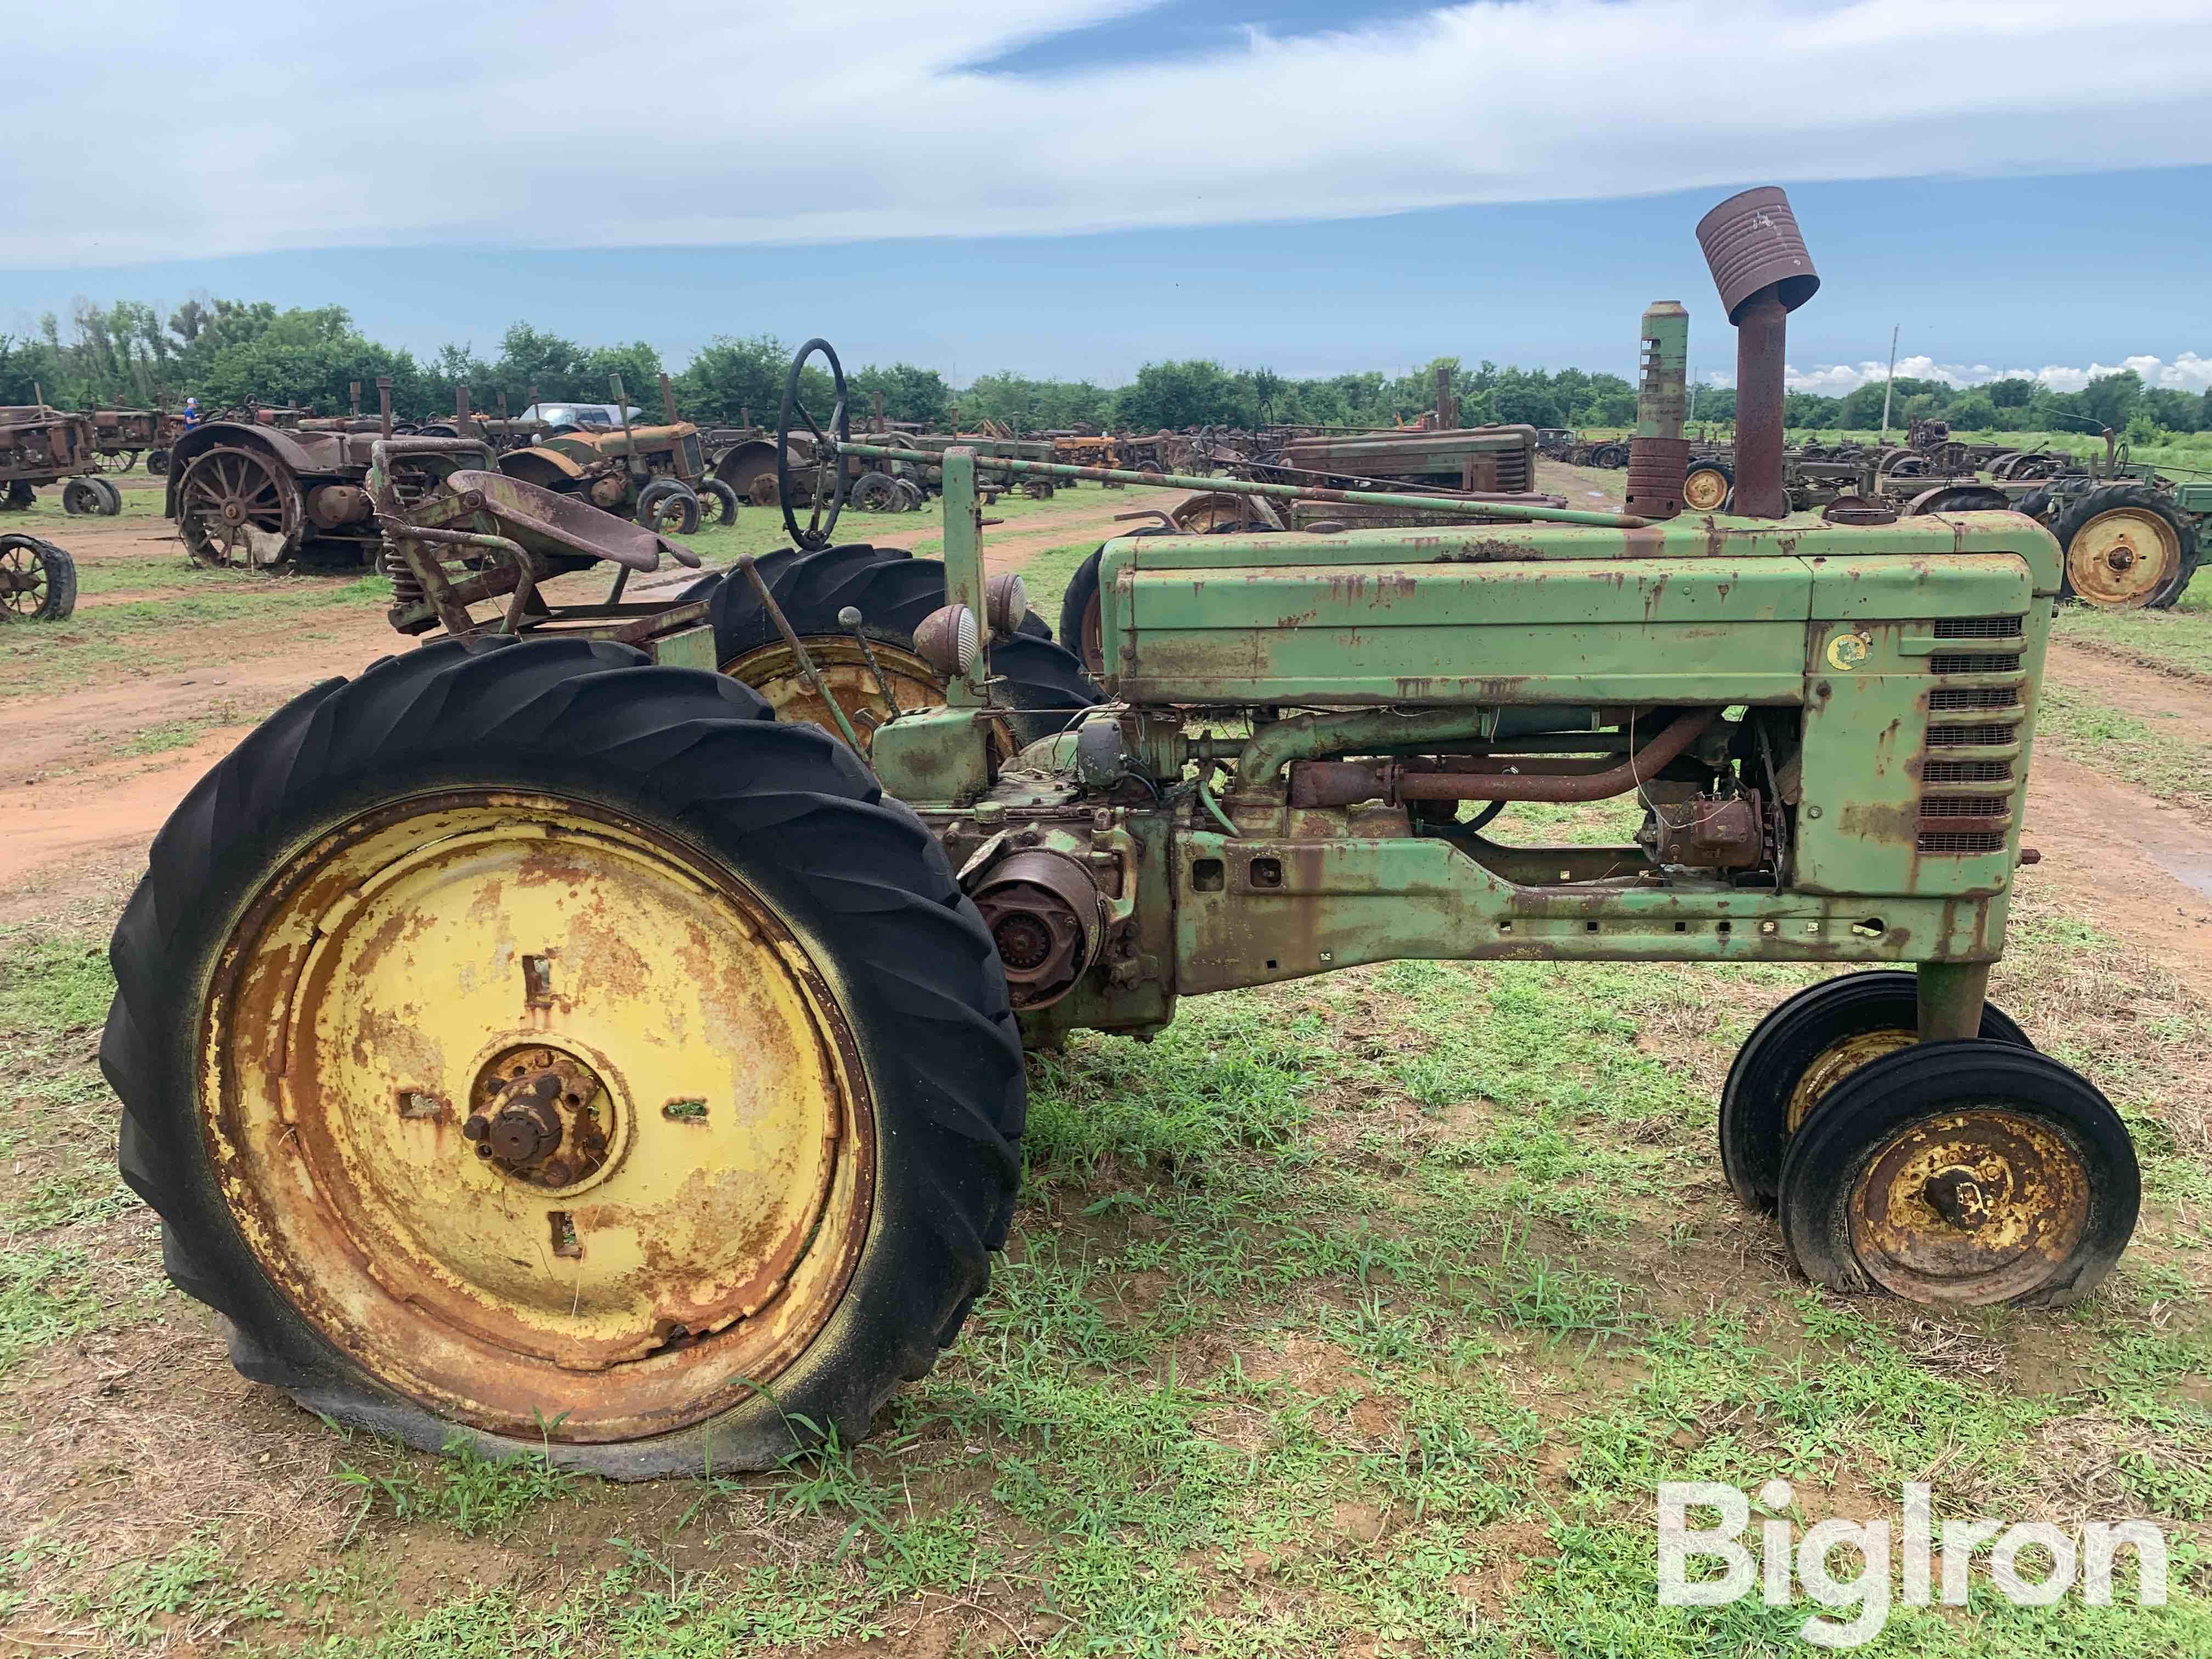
[3,295,2204,444]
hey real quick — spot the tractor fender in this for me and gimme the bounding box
[161,421,322,520]
[498,446,590,492]
[710,437,780,499]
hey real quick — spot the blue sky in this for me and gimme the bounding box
[5,1,2209,393]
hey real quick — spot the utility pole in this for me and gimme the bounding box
[1878,324,1899,441]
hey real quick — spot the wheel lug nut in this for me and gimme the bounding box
[461,1114,491,1143]
[541,1160,574,1187]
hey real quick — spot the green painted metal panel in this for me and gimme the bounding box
[1793,591,2049,899]
[1119,556,1814,704]
[1171,830,2008,994]
[648,625,719,674]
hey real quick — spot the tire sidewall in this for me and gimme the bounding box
[107,649,1021,1477]
[1778,1041,2138,1307]
[1720,972,2028,1207]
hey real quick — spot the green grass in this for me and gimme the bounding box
[2053,582,2212,682]
[1,904,2205,1651]
[2036,683,2212,812]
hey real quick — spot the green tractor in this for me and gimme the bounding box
[103,188,2136,1479]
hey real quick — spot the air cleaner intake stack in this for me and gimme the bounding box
[1696,186,1820,519]
[1624,301,1689,519]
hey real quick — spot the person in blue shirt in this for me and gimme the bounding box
[182,397,200,430]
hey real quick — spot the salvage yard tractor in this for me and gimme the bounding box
[105,188,2138,1480]
[1,404,121,516]
[497,375,735,534]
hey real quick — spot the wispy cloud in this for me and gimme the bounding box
[1700,354,2212,395]
[7,1,2211,266]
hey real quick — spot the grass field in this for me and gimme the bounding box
[1,480,2208,1656]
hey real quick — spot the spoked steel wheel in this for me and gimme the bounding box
[0,533,76,621]
[177,444,302,566]
[103,637,1025,1476]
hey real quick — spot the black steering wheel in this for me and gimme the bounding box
[780,338,849,551]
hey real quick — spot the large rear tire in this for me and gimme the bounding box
[2052,484,2197,611]
[103,636,1025,1479]
[703,544,1094,753]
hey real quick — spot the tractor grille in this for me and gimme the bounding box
[1923,758,2013,785]
[1930,651,2022,674]
[1919,830,2009,855]
[1929,685,2022,712]
[1926,724,2016,746]
[1933,616,2024,640]
[1917,616,2028,855]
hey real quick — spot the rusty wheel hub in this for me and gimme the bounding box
[1847,1109,2090,1303]
[464,1045,617,1190]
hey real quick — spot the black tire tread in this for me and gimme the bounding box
[102,635,1025,1478]
[1,534,76,620]
[1719,970,2030,1209]
[704,544,1097,746]
[1776,1040,2138,1307]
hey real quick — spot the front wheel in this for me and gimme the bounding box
[1778,1042,2137,1307]
[1720,972,2031,1209]
[696,478,740,527]
[103,637,1026,1477]
[1,533,76,620]
[637,477,701,535]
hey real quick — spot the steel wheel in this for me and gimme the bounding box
[103,637,1027,1475]
[197,788,872,1440]
[177,444,302,567]
[1,533,76,620]
[2055,487,2192,610]
[848,471,899,512]
[1718,971,2030,1209]
[1682,464,1731,512]
[1779,1042,2137,1307]
[723,635,945,757]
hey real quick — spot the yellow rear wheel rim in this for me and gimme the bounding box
[722,637,944,758]
[1683,467,1730,512]
[2067,507,2180,608]
[202,789,873,1442]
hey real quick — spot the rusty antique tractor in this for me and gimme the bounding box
[106,188,2137,1479]
[498,374,734,534]
[1,405,121,516]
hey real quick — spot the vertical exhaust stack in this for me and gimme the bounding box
[1696,186,1820,519]
[1624,301,1689,519]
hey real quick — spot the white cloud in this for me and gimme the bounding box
[1699,354,2212,396]
[4,1,2211,265]
[1733,353,2212,397]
